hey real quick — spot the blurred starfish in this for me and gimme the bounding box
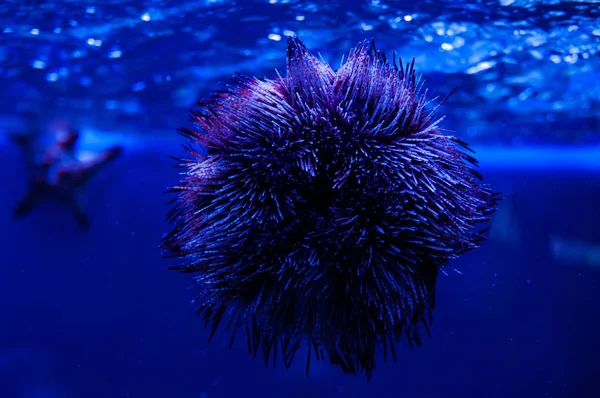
[11,127,122,229]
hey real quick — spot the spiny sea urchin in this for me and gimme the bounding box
[163,37,499,380]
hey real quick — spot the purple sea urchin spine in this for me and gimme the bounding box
[163,37,499,380]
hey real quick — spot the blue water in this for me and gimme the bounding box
[1,0,600,397]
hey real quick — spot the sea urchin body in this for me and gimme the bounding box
[163,37,498,379]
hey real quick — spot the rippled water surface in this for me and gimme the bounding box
[1,0,599,143]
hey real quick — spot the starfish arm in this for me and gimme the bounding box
[10,133,37,167]
[10,133,31,148]
[13,185,42,219]
[77,146,123,182]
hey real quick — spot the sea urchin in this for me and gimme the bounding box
[163,37,498,380]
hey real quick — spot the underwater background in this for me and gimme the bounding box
[1,0,599,397]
